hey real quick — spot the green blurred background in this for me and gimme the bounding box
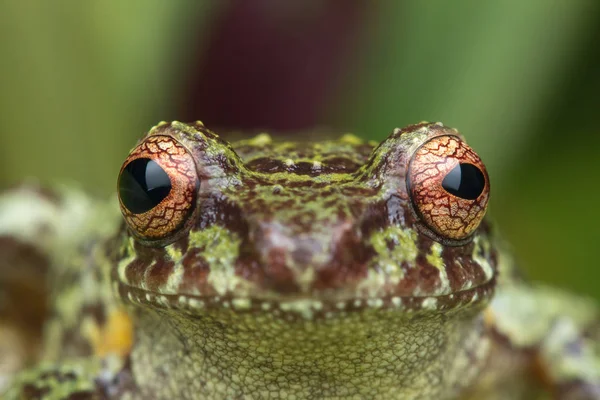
[1,1,598,300]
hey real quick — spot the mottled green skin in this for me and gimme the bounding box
[1,122,599,399]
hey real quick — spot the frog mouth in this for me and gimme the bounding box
[117,276,495,320]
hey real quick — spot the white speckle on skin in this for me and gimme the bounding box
[232,298,251,310]
[367,298,384,309]
[155,295,170,308]
[279,299,324,320]
[188,298,205,309]
[421,297,438,310]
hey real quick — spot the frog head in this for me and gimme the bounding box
[110,121,497,397]
[114,120,495,315]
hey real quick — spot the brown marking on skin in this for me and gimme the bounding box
[124,258,148,286]
[441,243,488,292]
[0,237,49,365]
[236,141,371,175]
[441,256,470,293]
[320,156,362,171]
[193,199,252,245]
[407,135,490,240]
[259,245,299,293]
[458,246,488,283]
[144,261,175,292]
[270,179,341,189]
[118,135,198,240]
[313,228,373,291]
[245,157,287,173]
[179,249,213,294]
[292,161,321,175]
[397,255,440,295]
[122,241,182,292]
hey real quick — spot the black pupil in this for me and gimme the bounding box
[118,158,172,214]
[441,163,485,200]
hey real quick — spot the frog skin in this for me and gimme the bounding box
[1,121,599,399]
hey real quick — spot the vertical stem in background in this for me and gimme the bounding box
[180,0,372,133]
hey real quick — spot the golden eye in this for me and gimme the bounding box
[117,135,198,240]
[407,135,490,241]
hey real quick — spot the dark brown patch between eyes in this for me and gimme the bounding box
[244,157,363,176]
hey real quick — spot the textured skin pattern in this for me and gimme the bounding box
[2,122,599,399]
[125,305,489,399]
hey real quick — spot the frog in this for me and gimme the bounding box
[1,121,599,399]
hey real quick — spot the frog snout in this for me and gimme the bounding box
[247,217,368,293]
[251,220,331,267]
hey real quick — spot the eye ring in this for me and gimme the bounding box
[117,135,199,241]
[407,134,490,243]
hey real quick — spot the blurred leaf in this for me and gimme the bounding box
[0,0,219,194]
[332,0,597,181]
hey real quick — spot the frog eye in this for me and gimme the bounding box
[407,135,490,242]
[117,135,198,240]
